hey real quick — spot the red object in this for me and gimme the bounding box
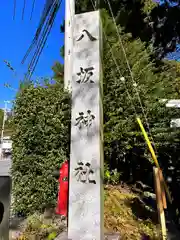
[56,160,69,217]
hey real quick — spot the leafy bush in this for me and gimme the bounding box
[104,163,121,185]
[15,212,63,240]
[11,81,70,214]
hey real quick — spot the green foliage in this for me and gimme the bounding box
[141,0,158,14]
[0,108,14,136]
[18,212,62,239]
[104,163,121,185]
[11,80,71,214]
[101,10,180,180]
[51,62,64,83]
[60,45,64,58]
[0,109,3,127]
[26,213,42,231]
[48,232,57,240]
[75,0,180,59]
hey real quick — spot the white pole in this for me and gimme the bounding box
[64,0,75,91]
[0,101,8,160]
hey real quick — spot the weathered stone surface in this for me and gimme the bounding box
[104,233,121,240]
[55,232,120,240]
[68,10,103,240]
[55,231,69,240]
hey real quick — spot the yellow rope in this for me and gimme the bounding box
[137,117,172,203]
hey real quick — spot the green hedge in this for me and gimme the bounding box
[11,82,70,214]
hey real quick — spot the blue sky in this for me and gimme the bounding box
[0,0,65,108]
[154,0,178,7]
[156,0,179,6]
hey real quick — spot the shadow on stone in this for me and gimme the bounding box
[0,201,4,224]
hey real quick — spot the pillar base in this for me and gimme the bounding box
[55,231,121,240]
[104,233,121,239]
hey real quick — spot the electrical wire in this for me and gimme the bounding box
[23,0,61,81]
[90,0,137,116]
[29,1,60,77]
[90,0,159,158]
[90,0,143,118]
[90,0,156,153]
[30,0,36,20]
[26,2,58,80]
[22,0,57,64]
[22,0,56,64]
[22,0,26,20]
[105,0,158,153]
[22,0,53,64]
[13,0,16,20]
[28,10,58,80]
[90,0,172,202]
[25,12,53,78]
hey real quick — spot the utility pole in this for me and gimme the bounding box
[64,0,75,91]
[0,101,10,160]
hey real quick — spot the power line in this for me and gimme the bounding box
[105,0,158,154]
[90,0,137,117]
[22,0,26,20]
[22,0,54,64]
[28,5,59,79]
[30,0,36,20]
[90,0,172,203]
[23,0,61,80]
[13,0,16,20]
[90,0,159,159]
[25,1,59,78]
[25,5,58,80]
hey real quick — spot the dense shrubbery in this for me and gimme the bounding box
[11,81,70,214]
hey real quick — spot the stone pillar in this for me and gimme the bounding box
[68,10,104,240]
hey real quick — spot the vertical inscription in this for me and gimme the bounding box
[68,11,103,240]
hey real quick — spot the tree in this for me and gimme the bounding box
[0,108,14,136]
[0,109,3,128]
[99,10,180,185]
[51,23,64,83]
[75,0,180,59]
[101,10,180,222]
[51,61,64,83]
[11,80,71,214]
